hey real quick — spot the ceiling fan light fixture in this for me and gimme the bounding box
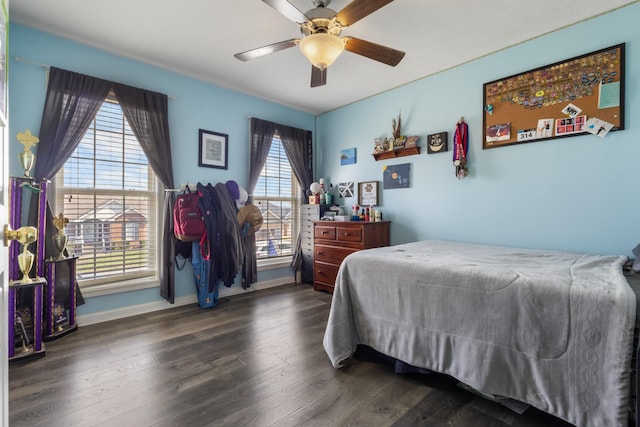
[298,33,345,69]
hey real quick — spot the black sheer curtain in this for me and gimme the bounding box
[244,118,277,286]
[30,67,176,303]
[35,68,112,177]
[247,118,312,285]
[29,67,112,305]
[278,125,313,277]
[112,84,176,302]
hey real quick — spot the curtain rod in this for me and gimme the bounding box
[13,56,177,100]
[14,56,48,69]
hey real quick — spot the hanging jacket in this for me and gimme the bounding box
[197,182,244,289]
[213,182,244,283]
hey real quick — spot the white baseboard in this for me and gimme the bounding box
[76,276,294,327]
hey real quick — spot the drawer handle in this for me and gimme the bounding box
[344,233,350,236]
[317,251,323,255]
[322,231,329,234]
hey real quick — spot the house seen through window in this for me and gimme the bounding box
[55,98,159,288]
[253,133,299,259]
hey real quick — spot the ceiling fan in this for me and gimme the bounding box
[234,0,405,87]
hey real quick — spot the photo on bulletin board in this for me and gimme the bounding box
[383,163,410,189]
[340,147,357,165]
[482,43,624,149]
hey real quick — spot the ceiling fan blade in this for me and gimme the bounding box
[263,0,309,24]
[336,0,394,27]
[311,66,327,87]
[344,37,405,66]
[234,39,298,61]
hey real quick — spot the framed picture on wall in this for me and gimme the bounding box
[338,182,354,198]
[358,181,378,206]
[427,132,448,154]
[383,163,411,189]
[198,129,228,169]
[340,148,357,165]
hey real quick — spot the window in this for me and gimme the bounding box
[55,98,159,289]
[253,134,299,260]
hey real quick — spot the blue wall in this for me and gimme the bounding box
[316,3,640,256]
[9,24,315,316]
[9,2,640,319]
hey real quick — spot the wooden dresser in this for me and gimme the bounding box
[313,221,390,293]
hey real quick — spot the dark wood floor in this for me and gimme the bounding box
[9,283,576,426]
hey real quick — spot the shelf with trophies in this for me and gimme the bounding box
[43,213,78,341]
[7,224,46,363]
[7,130,80,354]
[7,130,48,363]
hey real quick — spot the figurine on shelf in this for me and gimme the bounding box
[405,135,419,148]
[373,138,383,154]
[393,135,407,149]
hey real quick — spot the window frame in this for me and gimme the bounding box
[52,97,163,296]
[252,134,300,266]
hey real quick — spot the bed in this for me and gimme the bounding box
[323,240,636,427]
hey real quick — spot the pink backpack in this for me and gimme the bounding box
[173,190,205,241]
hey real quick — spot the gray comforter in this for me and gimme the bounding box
[323,240,636,427]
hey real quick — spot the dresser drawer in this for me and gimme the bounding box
[315,244,356,265]
[336,226,363,243]
[315,225,336,240]
[302,212,318,222]
[301,204,319,217]
[300,227,314,242]
[314,261,340,286]
[302,245,314,258]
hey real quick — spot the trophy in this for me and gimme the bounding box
[6,226,38,283]
[16,129,39,178]
[52,213,69,260]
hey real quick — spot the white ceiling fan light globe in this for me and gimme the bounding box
[299,33,345,69]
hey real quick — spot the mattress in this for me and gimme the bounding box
[323,240,636,426]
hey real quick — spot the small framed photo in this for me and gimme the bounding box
[340,147,357,165]
[358,181,378,206]
[427,132,448,154]
[338,182,354,198]
[198,129,228,169]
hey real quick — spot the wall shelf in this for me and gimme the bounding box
[372,146,421,161]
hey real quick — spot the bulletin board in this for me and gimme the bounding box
[482,43,624,149]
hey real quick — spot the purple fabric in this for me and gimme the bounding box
[225,180,240,200]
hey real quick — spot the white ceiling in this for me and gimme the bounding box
[10,0,638,115]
